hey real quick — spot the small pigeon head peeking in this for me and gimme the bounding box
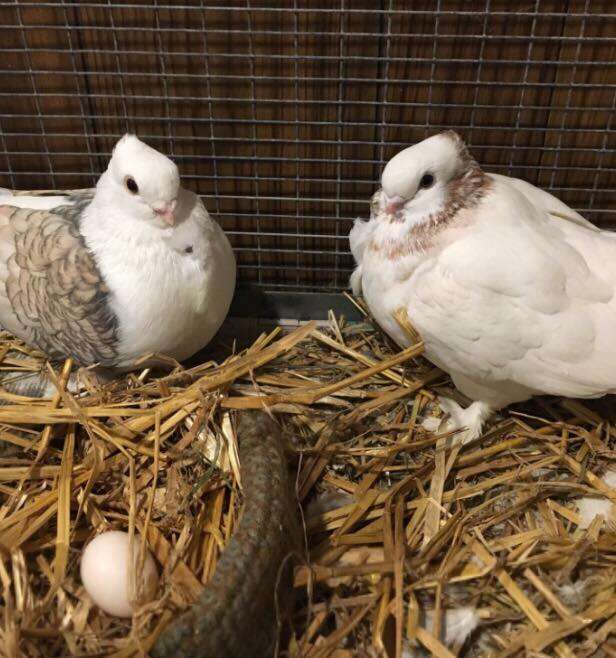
[103,134,180,228]
[376,131,477,224]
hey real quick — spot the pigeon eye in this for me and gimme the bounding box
[419,173,435,189]
[125,177,139,194]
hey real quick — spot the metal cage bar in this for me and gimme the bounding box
[0,1,614,292]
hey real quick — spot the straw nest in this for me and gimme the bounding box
[0,297,615,657]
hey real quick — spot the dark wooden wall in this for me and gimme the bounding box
[0,1,614,291]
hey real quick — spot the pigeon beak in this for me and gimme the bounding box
[384,195,406,215]
[154,199,177,226]
[160,209,176,226]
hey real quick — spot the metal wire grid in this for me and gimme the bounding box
[0,2,614,292]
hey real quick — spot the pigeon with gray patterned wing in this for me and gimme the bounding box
[0,135,236,369]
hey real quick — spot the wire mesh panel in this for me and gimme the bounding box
[0,1,614,292]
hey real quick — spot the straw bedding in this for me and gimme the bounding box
[0,297,615,657]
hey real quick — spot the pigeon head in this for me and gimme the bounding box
[378,131,478,224]
[103,134,181,228]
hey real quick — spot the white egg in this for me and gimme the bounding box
[80,530,159,618]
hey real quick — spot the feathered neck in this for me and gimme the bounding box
[80,183,172,254]
[371,160,491,260]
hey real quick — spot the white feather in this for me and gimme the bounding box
[349,217,374,264]
[487,173,598,231]
[0,192,75,211]
[576,468,616,529]
[402,606,480,657]
[349,217,376,295]
[426,607,480,646]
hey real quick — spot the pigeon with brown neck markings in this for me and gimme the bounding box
[351,130,616,443]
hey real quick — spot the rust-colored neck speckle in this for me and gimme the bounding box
[371,149,491,260]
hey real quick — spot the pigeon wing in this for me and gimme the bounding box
[488,173,598,231]
[410,188,616,401]
[0,191,119,366]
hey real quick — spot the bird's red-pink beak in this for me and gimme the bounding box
[384,195,406,215]
[154,199,177,226]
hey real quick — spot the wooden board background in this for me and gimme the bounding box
[0,0,614,291]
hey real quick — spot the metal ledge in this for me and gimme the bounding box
[228,285,364,322]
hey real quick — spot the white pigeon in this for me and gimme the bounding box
[0,134,236,371]
[350,130,616,443]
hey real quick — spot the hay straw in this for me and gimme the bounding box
[1,313,615,657]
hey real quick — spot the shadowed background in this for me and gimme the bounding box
[0,0,614,292]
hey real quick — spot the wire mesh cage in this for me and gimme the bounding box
[0,1,614,293]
